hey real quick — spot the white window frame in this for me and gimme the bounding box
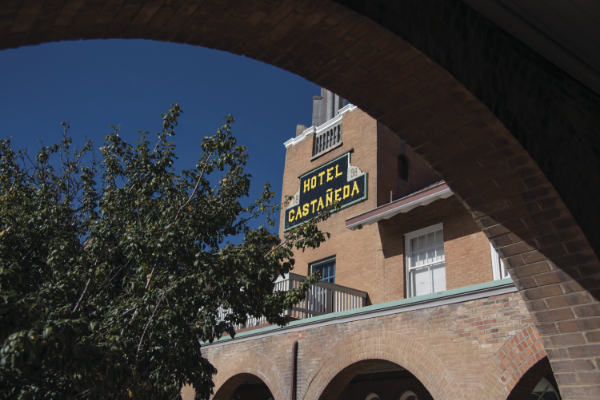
[490,243,510,280]
[405,223,445,298]
[310,255,336,283]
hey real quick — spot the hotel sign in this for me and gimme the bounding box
[284,152,367,230]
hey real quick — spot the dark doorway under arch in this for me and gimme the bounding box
[508,357,561,400]
[213,373,274,400]
[323,360,432,400]
[229,375,274,400]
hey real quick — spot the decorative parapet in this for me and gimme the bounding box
[284,104,357,148]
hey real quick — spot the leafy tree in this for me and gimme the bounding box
[0,105,333,399]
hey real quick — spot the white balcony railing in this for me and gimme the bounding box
[312,116,342,157]
[218,272,367,330]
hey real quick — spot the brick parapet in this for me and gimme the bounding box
[199,291,539,400]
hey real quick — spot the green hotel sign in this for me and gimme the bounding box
[284,152,367,230]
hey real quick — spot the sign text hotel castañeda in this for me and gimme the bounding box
[284,152,367,230]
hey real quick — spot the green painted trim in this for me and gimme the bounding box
[202,278,514,345]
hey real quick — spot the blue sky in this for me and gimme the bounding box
[0,39,320,240]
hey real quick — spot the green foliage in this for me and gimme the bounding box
[0,105,335,399]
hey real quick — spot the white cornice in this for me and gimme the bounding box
[284,104,357,148]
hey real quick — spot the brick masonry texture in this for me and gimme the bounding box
[338,375,433,400]
[2,0,600,397]
[281,109,493,304]
[379,196,494,300]
[376,122,441,206]
[200,292,539,400]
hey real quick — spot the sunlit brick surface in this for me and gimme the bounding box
[3,0,600,397]
[200,292,540,400]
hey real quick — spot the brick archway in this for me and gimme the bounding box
[301,330,464,400]
[2,1,600,398]
[210,351,284,400]
[478,326,548,400]
[507,357,556,400]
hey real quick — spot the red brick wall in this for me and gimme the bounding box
[376,122,441,206]
[506,357,555,400]
[196,291,541,400]
[280,108,387,304]
[378,195,494,302]
[281,110,494,305]
[7,2,600,396]
[339,377,433,400]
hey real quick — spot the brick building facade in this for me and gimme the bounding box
[5,2,600,397]
[185,92,561,400]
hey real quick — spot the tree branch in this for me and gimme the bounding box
[71,259,98,316]
[175,150,214,221]
[135,290,166,369]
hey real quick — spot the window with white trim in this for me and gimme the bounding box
[490,243,510,280]
[310,256,336,283]
[405,223,446,298]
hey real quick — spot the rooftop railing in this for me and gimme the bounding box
[312,113,343,157]
[312,117,342,157]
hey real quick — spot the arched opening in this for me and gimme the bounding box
[213,373,275,400]
[320,360,433,400]
[507,357,561,400]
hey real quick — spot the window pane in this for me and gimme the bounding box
[431,264,446,293]
[437,230,444,243]
[417,236,425,250]
[407,227,445,297]
[416,250,426,267]
[425,232,431,246]
[313,260,335,283]
[500,260,509,279]
[413,267,430,296]
[436,244,445,260]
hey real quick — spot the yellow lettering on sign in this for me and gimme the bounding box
[327,167,334,182]
[317,196,324,211]
[303,179,310,193]
[303,203,309,216]
[351,181,360,197]
[310,199,318,213]
[311,176,317,189]
[288,209,295,222]
[295,206,302,219]
[343,184,350,199]
[318,171,325,185]
[335,188,342,202]
[326,189,333,206]
[335,164,343,178]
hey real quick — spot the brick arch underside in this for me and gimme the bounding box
[301,331,464,400]
[2,1,600,398]
[210,351,285,400]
